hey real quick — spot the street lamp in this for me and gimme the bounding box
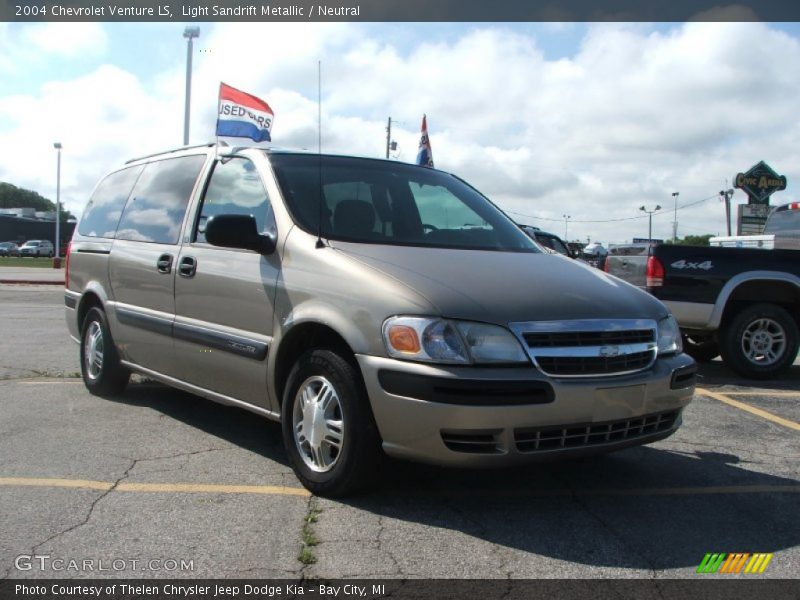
[639,204,661,243]
[53,142,62,260]
[671,191,679,242]
[183,26,200,145]
[562,214,571,239]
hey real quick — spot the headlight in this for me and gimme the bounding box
[657,315,682,356]
[382,317,528,365]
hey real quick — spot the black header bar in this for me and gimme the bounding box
[3,0,800,22]
[2,579,800,600]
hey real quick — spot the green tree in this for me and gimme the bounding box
[0,182,75,221]
[664,234,713,246]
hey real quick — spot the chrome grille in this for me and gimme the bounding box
[524,329,654,347]
[510,319,658,378]
[515,410,679,453]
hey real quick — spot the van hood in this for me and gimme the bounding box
[331,242,668,324]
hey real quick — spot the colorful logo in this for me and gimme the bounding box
[697,553,773,574]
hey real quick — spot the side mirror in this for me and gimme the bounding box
[205,214,276,255]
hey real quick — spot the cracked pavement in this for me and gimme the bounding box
[1,285,799,580]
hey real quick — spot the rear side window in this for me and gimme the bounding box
[78,166,143,238]
[116,155,206,244]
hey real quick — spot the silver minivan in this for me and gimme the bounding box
[65,144,696,496]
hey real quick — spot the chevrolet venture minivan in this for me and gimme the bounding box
[66,144,696,496]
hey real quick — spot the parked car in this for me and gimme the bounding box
[0,241,20,257]
[18,240,54,257]
[66,144,695,496]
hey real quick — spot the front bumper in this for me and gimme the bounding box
[357,353,696,467]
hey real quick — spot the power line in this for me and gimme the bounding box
[506,194,718,224]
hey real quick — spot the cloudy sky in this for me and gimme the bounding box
[1,20,799,244]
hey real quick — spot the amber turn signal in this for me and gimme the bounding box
[387,325,421,353]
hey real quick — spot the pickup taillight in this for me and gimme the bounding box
[603,257,610,272]
[65,242,71,288]
[646,255,664,287]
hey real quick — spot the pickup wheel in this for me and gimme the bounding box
[720,303,799,380]
[80,307,130,396]
[281,349,381,497]
[681,334,719,363]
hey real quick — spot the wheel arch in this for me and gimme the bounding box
[271,320,364,417]
[76,283,111,331]
[711,272,800,329]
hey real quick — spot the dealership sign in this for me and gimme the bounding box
[734,161,787,204]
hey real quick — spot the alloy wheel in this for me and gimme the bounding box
[292,375,344,473]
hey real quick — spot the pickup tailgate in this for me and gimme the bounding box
[605,244,650,289]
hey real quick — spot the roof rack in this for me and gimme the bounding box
[124,141,229,164]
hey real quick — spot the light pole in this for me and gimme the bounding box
[719,189,734,236]
[671,191,679,242]
[639,204,661,242]
[53,142,62,260]
[183,26,200,146]
[562,214,571,240]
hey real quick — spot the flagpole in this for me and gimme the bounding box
[214,82,221,158]
[315,60,324,249]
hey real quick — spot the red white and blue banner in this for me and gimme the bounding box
[216,82,274,143]
[416,114,434,168]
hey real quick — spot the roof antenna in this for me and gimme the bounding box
[315,60,325,249]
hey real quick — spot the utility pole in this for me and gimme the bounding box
[562,214,571,239]
[671,192,679,242]
[719,189,734,236]
[640,204,661,242]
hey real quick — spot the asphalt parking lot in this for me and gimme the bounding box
[0,284,798,580]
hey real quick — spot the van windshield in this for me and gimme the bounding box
[269,154,539,252]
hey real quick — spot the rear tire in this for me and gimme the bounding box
[80,307,130,396]
[719,303,799,380]
[682,333,719,363]
[281,349,381,497]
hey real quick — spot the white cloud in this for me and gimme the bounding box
[2,21,800,245]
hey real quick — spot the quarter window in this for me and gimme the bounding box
[116,155,206,244]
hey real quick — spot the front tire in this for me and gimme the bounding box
[80,307,130,396]
[719,303,799,380]
[282,349,381,497]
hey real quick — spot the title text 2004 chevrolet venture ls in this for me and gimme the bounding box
[65,144,696,496]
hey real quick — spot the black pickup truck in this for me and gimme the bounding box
[605,244,800,379]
